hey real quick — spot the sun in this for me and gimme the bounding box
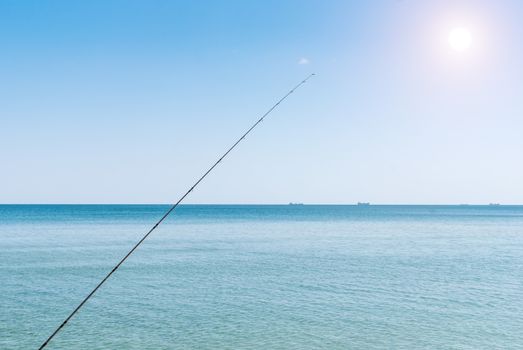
[448,27,472,52]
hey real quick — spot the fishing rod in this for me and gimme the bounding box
[38,73,315,349]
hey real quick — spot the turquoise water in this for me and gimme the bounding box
[1,205,522,349]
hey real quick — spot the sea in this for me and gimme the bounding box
[1,204,522,349]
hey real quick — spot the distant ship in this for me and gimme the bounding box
[357,202,370,206]
[288,202,304,206]
[489,203,501,206]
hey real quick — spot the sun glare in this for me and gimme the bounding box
[449,27,472,52]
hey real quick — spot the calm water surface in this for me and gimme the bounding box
[1,205,522,349]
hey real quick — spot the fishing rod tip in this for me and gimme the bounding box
[303,73,315,83]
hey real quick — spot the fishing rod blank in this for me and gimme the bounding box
[38,73,315,349]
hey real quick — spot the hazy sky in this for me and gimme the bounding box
[1,0,522,204]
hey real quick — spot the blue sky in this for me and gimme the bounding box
[1,0,522,204]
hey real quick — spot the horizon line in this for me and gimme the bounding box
[0,203,520,206]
